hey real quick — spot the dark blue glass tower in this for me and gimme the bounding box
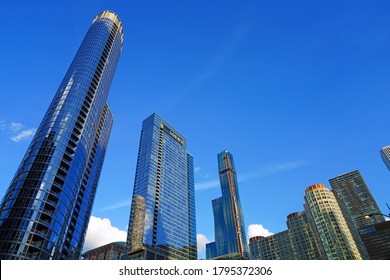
[0,11,123,260]
[126,113,197,260]
[206,150,250,259]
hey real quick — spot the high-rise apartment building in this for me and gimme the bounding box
[380,145,390,171]
[206,150,250,260]
[0,11,123,260]
[329,170,385,230]
[250,209,326,260]
[249,231,294,260]
[250,183,370,260]
[286,208,326,260]
[126,113,197,260]
[305,184,369,259]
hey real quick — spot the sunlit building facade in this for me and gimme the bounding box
[329,170,385,230]
[380,145,390,171]
[305,184,369,259]
[287,209,326,260]
[126,113,197,260]
[249,231,294,260]
[0,11,123,260]
[250,209,326,260]
[206,150,250,260]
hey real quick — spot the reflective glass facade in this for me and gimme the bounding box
[380,145,390,171]
[305,184,369,259]
[206,150,250,260]
[126,113,197,260]
[0,11,123,260]
[359,221,390,260]
[329,170,385,230]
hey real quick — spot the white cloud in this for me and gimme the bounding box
[100,199,132,212]
[239,160,310,182]
[247,224,274,239]
[0,119,36,142]
[10,121,23,132]
[11,129,37,142]
[83,216,127,253]
[0,119,6,130]
[197,234,210,253]
[195,160,309,191]
[194,166,201,173]
[195,179,220,190]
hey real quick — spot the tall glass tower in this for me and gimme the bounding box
[206,150,250,260]
[329,170,385,230]
[126,113,197,260]
[0,11,123,260]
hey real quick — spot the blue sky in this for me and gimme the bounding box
[1,0,390,258]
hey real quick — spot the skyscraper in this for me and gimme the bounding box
[206,150,250,260]
[126,113,197,260]
[329,170,385,230]
[380,145,390,171]
[0,11,123,260]
[305,184,369,259]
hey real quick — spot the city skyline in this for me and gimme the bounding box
[1,1,390,259]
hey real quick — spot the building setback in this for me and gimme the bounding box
[0,11,123,260]
[206,150,250,260]
[126,113,197,260]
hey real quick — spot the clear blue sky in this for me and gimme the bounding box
[1,0,390,258]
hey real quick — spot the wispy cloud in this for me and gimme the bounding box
[99,199,132,212]
[11,129,37,142]
[195,160,310,191]
[0,118,36,142]
[10,121,23,132]
[239,160,310,182]
[195,179,220,191]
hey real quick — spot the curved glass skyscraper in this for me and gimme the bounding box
[0,11,123,260]
[206,150,250,260]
